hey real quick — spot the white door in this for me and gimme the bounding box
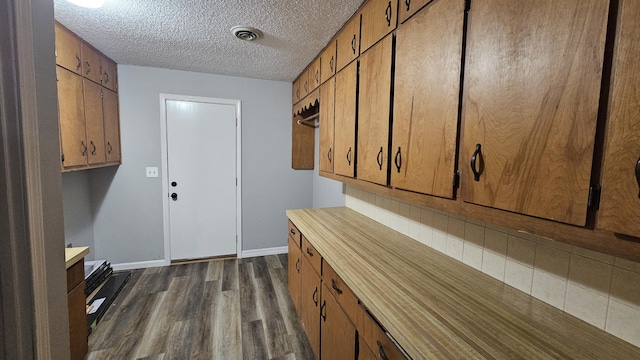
[166,100,237,260]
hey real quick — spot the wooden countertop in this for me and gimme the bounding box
[286,207,640,359]
[65,247,89,269]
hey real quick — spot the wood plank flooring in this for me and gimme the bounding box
[87,255,314,360]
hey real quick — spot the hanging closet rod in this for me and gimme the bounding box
[296,113,319,128]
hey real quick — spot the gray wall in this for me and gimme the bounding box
[89,65,313,264]
[312,128,346,208]
[62,171,95,260]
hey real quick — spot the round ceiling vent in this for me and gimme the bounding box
[231,26,263,41]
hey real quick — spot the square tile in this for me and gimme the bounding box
[485,221,511,234]
[432,230,448,254]
[534,243,570,279]
[606,299,640,348]
[615,257,640,274]
[564,283,609,329]
[484,228,509,256]
[568,254,613,296]
[465,217,485,227]
[463,242,483,270]
[505,260,534,294]
[572,246,615,265]
[446,235,464,261]
[420,208,434,228]
[531,270,567,310]
[536,236,573,252]
[507,235,536,266]
[509,228,539,242]
[432,212,448,234]
[482,251,506,281]
[447,217,465,239]
[464,222,485,247]
[610,267,640,308]
[418,222,433,248]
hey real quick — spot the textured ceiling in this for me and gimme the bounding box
[54,0,365,82]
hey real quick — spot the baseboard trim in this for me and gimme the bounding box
[111,260,167,271]
[241,246,288,259]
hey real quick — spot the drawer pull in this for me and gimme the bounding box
[312,287,318,306]
[320,300,327,321]
[295,258,300,273]
[331,279,343,294]
[290,229,296,235]
[306,247,314,256]
[377,341,390,360]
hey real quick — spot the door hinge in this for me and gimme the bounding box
[588,185,601,210]
[453,170,460,189]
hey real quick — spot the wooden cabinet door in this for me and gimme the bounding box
[391,0,465,198]
[598,0,640,238]
[398,0,431,23]
[320,283,356,360]
[309,57,321,92]
[336,16,361,72]
[334,61,358,178]
[320,40,337,85]
[81,44,101,84]
[101,56,118,92]
[320,78,336,173]
[55,23,81,75]
[288,236,302,315]
[83,80,106,165]
[460,0,609,226]
[293,77,300,104]
[300,70,310,100]
[360,0,398,53]
[103,88,121,163]
[357,35,393,186]
[68,281,88,360]
[358,335,377,360]
[300,257,321,359]
[57,67,87,168]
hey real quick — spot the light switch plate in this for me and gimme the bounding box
[146,167,159,178]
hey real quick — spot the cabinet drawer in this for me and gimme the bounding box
[288,220,302,248]
[323,260,358,325]
[302,235,322,275]
[358,305,408,360]
[66,258,84,293]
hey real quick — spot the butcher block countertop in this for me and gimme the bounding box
[286,207,640,359]
[65,246,89,269]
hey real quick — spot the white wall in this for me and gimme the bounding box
[61,172,95,260]
[312,126,346,208]
[89,65,313,265]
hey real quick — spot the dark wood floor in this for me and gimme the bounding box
[86,255,314,360]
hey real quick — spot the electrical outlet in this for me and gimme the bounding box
[146,167,159,178]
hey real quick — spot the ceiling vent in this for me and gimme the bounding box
[230,26,263,41]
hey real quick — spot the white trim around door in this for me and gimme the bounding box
[159,94,242,265]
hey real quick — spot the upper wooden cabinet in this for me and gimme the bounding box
[336,15,361,72]
[103,88,122,163]
[320,40,337,85]
[57,67,87,168]
[101,55,118,92]
[360,0,398,53]
[292,77,300,104]
[460,0,610,226]
[319,78,336,173]
[83,80,106,165]
[357,35,394,186]
[391,0,465,198]
[308,57,321,92]
[334,61,358,178]
[598,0,640,239]
[55,24,81,75]
[398,0,431,23]
[81,44,101,84]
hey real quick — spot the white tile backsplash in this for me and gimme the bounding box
[345,185,640,348]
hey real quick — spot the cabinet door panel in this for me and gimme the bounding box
[320,78,336,173]
[293,77,300,104]
[320,40,337,85]
[460,0,609,226]
[55,24,81,75]
[309,57,321,92]
[391,0,465,198]
[399,0,431,23]
[360,0,398,53]
[101,56,118,92]
[81,44,101,84]
[336,16,361,72]
[358,35,393,186]
[57,67,87,168]
[68,282,88,360]
[300,257,321,359]
[288,236,302,315]
[320,284,356,360]
[103,88,121,163]
[83,80,106,165]
[334,62,358,177]
[598,0,640,238]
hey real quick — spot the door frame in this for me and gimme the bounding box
[159,94,242,264]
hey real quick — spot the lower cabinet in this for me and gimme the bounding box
[300,256,322,358]
[320,282,357,359]
[67,259,88,360]
[288,235,302,315]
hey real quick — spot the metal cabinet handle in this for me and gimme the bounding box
[377,341,390,360]
[331,279,343,294]
[107,141,112,154]
[295,258,300,273]
[296,89,299,100]
[306,247,314,257]
[351,34,356,54]
[320,300,327,321]
[377,147,383,170]
[394,147,401,173]
[85,60,91,74]
[90,141,96,155]
[347,147,352,166]
[290,229,296,235]
[330,56,334,73]
[103,71,109,84]
[470,143,483,181]
[315,69,319,83]
[76,55,81,70]
[81,141,87,156]
[312,287,318,306]
[328,148,332,163]
[304,80,308,92]
[405,0,411,11]
[636,156,640,198]
[385,2,392,27]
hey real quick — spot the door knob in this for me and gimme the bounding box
[171,193,178,201]
[171,181,177,187]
